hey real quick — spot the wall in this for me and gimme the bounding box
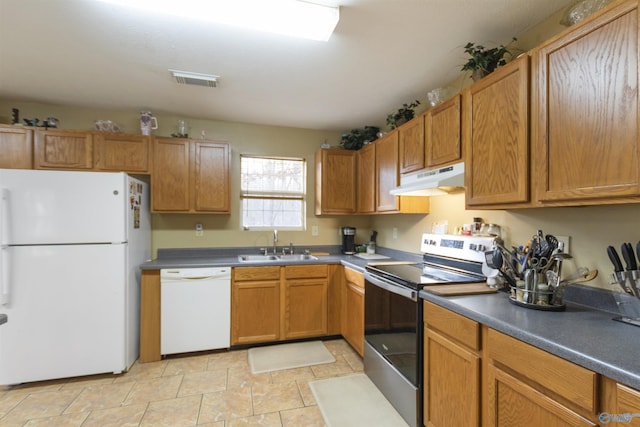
[0,100,374,256]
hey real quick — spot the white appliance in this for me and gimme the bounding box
[0,169,150,385]
[160,267,231,355]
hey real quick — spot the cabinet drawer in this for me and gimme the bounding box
[344,267,364,288]
[233,266,281,281]
[487,328,597,413]
[424,301,480,351]
[285,264,328,279]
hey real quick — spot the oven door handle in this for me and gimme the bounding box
[365,272,418,301]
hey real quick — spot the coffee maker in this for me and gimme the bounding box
[341,226,356,254]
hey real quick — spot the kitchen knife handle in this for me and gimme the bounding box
[621,243,637,271]
[607,246,624,272]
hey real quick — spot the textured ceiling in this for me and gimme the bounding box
[0,0,574,131]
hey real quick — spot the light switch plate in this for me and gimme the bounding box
[312,226,318,236]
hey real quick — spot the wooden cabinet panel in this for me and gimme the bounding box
[139,270,161,363]
[535,0,640,203]
[152,138,190,211]
[284,264,328,279]
[342,267,364,356]
[424,300,480,351]
[93,133,150,173]
[284,278,328,339]
[485,363,596,427]
[233,266,280,281]
[0,125,32,169]
[315,149,357,214]
[399,116,425,174]
[232,279,280,345]
[601,377,640,426]
[193,141,230,212]
[34,129,93,170]
[357,143,376,213]
[465,54,530,207]
[426,94,462,168]
[424,328,480,427]
[375,131,400,212]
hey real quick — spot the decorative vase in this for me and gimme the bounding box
[472,69,488,82]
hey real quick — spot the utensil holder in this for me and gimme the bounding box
[610,271,640,327]
[508,269,566,311]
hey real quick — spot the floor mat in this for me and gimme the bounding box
[309,373,409,427]
[248,341,335,374]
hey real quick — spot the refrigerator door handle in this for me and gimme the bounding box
[0,189,10,306]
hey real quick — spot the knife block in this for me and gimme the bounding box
[610,271,640,327]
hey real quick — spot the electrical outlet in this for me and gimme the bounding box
[392,227,398,239]
[557,235,570,253]
[195,223,203,237]
[311,226,319,236]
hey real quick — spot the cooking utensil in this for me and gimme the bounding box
[484,249,503,269]
[621,243,637,271]
[607,246,624,272]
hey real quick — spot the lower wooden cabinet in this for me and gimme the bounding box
[423,301,480,427]
[342,267,364,356]
[231,266,281,345]
[283,265,328,339]
[601,377,640,426]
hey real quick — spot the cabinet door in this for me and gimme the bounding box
[465,55,530,207]
[485,364,596,427]
[0,125,32,169]
[426,94,462,168]
[399,116,425,174]
[375,131,400,212]
[357,143,376,213]
[424,329,479,427]
[342,274,364,356]
[34,129,93,170]
[192,141,230,213]
[315,149,356,214]
[231,280,280,345]
[93,133,150,173]
[284,278,328,339]
[151,138,190,212]
[535,0,640,203]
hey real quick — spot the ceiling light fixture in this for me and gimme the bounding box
[169,69,219,88]
[95,0,340,41]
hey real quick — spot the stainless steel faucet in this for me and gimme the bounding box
[289,242,294,255]
[273,229,278,254]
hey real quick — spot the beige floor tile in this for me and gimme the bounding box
[322,339,356,357]
[122,375,183,405]
[177,369,227,397]
[114,360,168,383]
[60,375,116,390]
[139,394,202,427]
[193,422,225,427]
[208,349,249,370]
[310,355,356,378]
[251,382,304,415]
[270,366,315,384]
[226,411,283,426]
[63,381,135,413]
[163,354,209,376]
[295,378,318,406]
[343,352,364,372]
[22,411,89,426]
[198,387,253,423]
[227,366,272,389]
[1,389,80,425]
[80,403,147,427]
[280,406,326,427]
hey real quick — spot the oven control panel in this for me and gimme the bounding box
[420,233,497,263]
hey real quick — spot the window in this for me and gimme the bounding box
[240,155,306,230]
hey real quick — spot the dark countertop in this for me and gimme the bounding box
[0,314,6,325]
[140,246,640,391]
[419,286,640,391]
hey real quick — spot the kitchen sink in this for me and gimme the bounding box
[237,254,318,263]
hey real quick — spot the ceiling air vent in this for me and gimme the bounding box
[169,69,219,88]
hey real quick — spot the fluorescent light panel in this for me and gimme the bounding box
[96,0,340,41]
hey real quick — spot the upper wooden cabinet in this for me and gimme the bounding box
[375,131,400,212]
[465,54,531,208]
[0,125,33,169]
[534,0,640,204]
[398,115,425,174]
[34,128,93,170]
[425,93,462,168]
[357,143,376,213]
[93,133,151,174]
[152,137,230,213]
[315,148,357,214]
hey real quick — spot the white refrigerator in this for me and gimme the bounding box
[0,169,151,385]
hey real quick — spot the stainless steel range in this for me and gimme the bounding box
[363,233,497,427]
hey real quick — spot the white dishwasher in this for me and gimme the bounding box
[160,267,231,355]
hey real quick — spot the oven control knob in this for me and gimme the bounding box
[470,243,477,251]
[477,244,486,252]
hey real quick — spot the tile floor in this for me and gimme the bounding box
[0,339,363,426]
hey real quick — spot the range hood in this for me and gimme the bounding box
[390,162,465,196]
